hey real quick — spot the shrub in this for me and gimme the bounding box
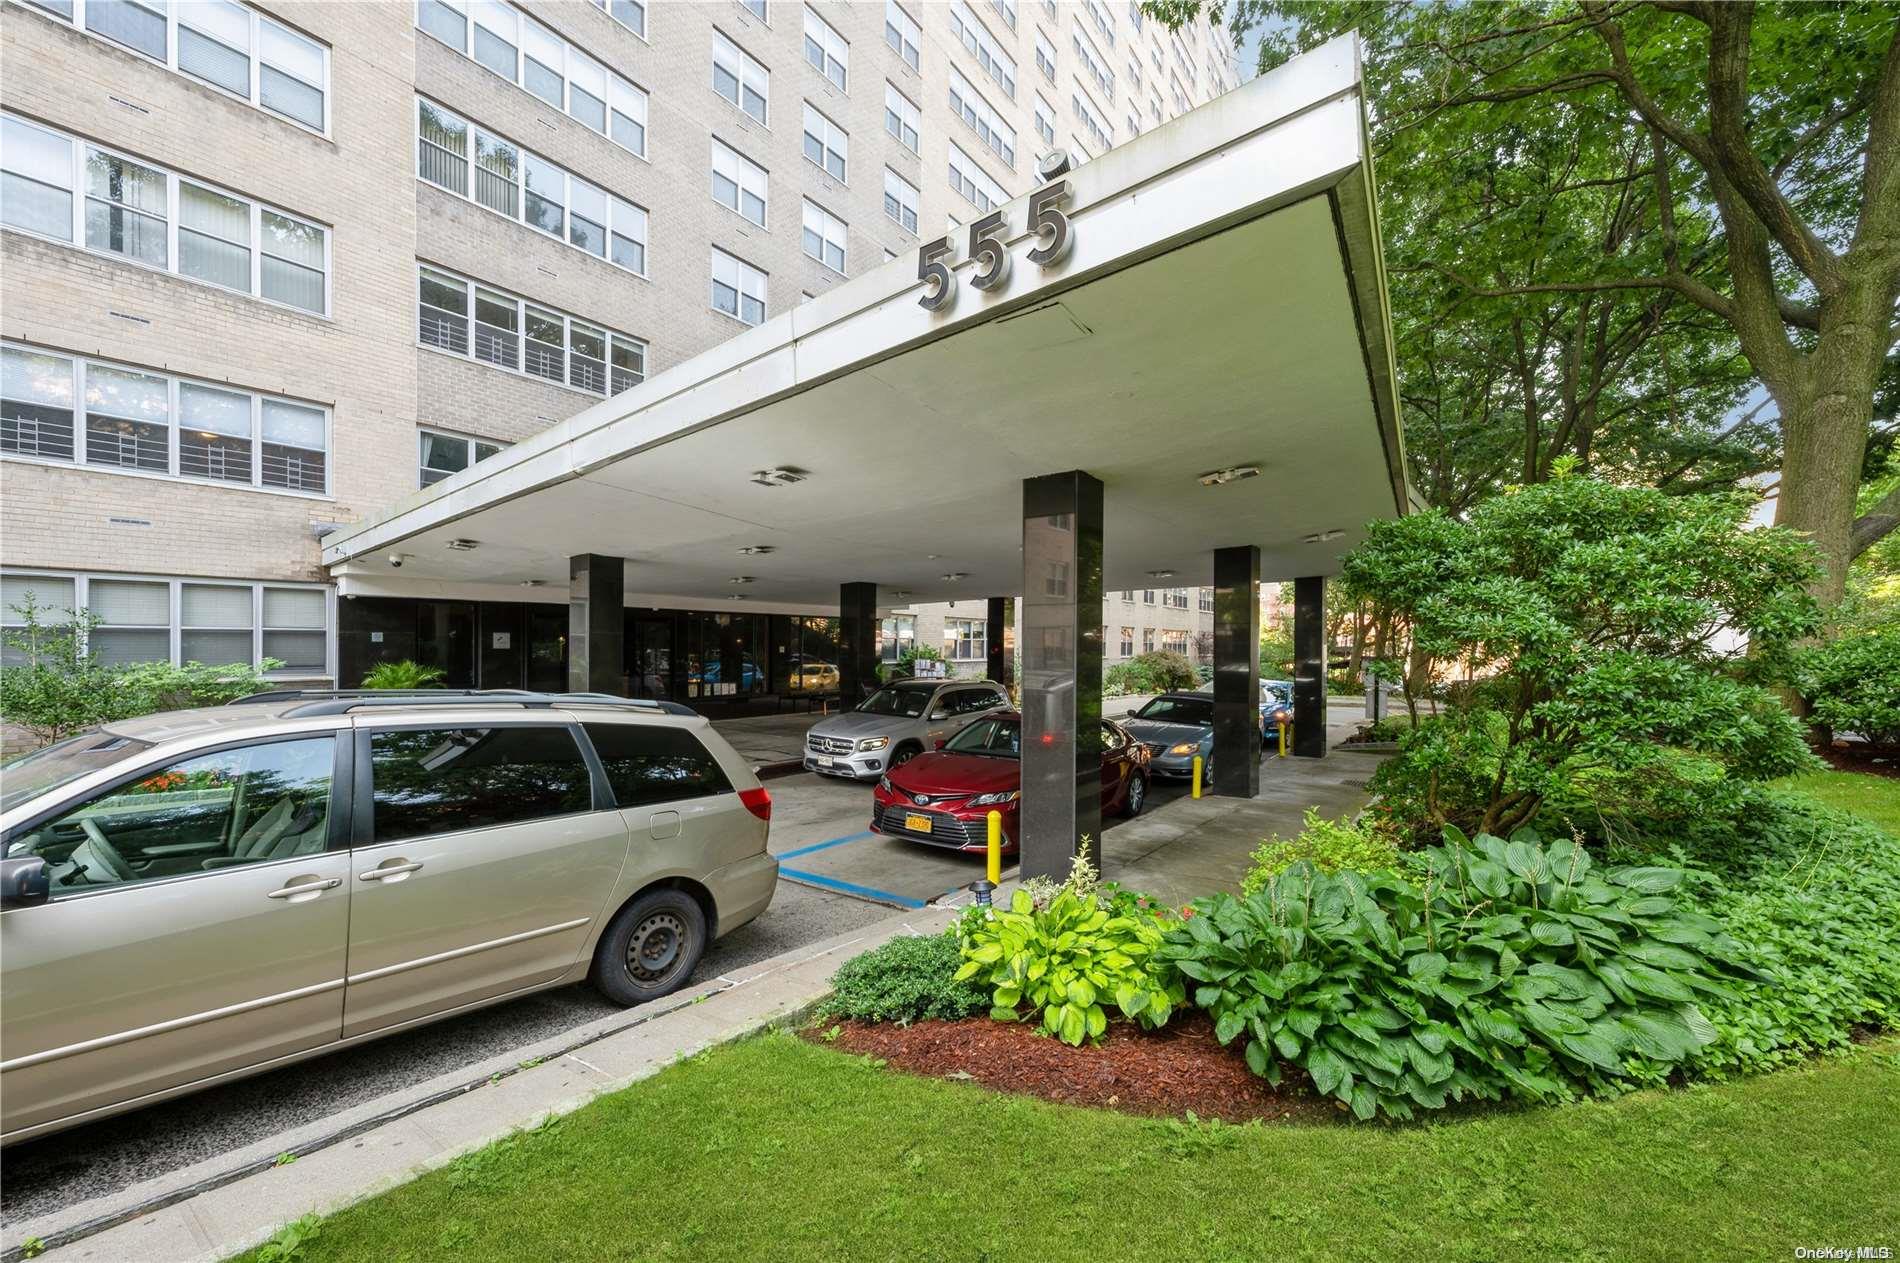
[361,660,447,689]
[957,886,1183,1045]
[116,660,282,712]
[1240,809,1401,894]
[822,932,987,1024]
[1799,627,1900,745]
[1105,650,1198,697]
[1157,830,1747,1120]
[1616,788,1900,1079]
[1340,471,1823,838]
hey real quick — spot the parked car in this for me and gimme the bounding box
[1261,679,1294,731]
[1120,691,1224,780]
[0,690,777,1145]
[869,711,1150,854]
[795,660,840,692]
[802,678,1009,781]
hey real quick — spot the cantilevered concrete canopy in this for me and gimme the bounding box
[324,33,1404,613]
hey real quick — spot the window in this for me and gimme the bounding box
[4,342,332,494]
[418,102,648,276]
[416,265,645,397]
[883,1,919,71]
[415,2,647,156]
[991,0,1017,28]
[20,0,329,133]
[711,139,768,227]
[1142,627,1155,654]
[419,427,505,488]
[1086,0,1115,44]
[2,568,331,671]
[1198,589,1214,612]
[1127,54,1143,90]
[1035,32,1055,83]
[877,614,916,662]
[584,723,732,807]
[949,2,1016,98]
[369,726,593,843]
[801,199,846,274]
[950,69,1015,166]
[712,30,770,124]
[1127,112,1140,138]
[1118,626,1134,657]
[741,0,767,19]
[1034,94,1056,145]
[883,168,918,234]
[1164,588,1189,609]
[884,83,920,153]
[15,736,334,896]
[943,618,986,661]
[1128,0,1144,30]
[1171,69,1189,115]
[4,115,327,314]
[801,103,848,182]
[947,142,1005,212]
[711,248,767,325]
[1162,629,1189,654]
[1072,85,1112,152]
[1072,23,1114,96]
[1142,589,1155,604]
[590,0,645,39]
[802,7,848,91]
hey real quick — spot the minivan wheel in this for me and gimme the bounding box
[591,888,707,1006]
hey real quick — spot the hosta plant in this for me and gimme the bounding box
[1157,829,1751,1119]
[956,887,1183,1046]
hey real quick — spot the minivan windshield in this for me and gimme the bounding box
[944,717,1020,758]
[0,731,154,812]
[1133,696,1215,727]
[855,683,938,718]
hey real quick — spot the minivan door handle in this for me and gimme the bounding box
[266,877,342,901]
[358,860,424,882]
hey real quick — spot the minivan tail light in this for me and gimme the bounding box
[739,786,772,821]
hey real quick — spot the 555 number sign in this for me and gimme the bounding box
[918,180,1074,313]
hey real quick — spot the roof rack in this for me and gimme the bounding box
[228,689,699,718]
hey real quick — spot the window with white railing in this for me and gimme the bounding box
[417,264,644,396]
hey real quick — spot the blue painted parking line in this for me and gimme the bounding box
[777,829,876,860]
[778,867,927,909]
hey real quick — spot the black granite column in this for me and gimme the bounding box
[837,582,879,706]
[1293,574,1327,757]
[985,596,1013,688]
[1020,471,1103,881]
[568,554,624,695]
[1212,546,1261,796]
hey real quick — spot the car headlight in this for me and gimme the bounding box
[877,775,892,792]
[857,736,890,751]
[1168,742,1199,756]
[968,790,1020,806]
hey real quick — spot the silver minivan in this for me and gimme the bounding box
[0,690,778,1145]
[803,679,1010,780]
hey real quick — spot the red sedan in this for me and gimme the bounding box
[869,710,1150,855]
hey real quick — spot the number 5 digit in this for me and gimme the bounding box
[1026,180,1073,269]
[967,209,1011,292]
[917,236,956,311]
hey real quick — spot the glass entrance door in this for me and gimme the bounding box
[629,616,672,700]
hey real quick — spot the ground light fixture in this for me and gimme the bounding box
[1198,464,1262,486]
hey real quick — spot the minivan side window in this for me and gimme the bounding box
[6,736,335,896]
[368,726,593,843]
[584,723,732,808]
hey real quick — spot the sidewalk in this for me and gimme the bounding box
[17,901,967,1263]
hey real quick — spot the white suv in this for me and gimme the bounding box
[802,679,1011,780]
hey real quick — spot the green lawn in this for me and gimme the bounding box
[1777,769,1900,834]
[236,1033,1899,1263]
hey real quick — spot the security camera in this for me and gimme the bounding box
[388,553,404,569]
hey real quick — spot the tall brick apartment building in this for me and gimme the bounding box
[1,0,1234,706]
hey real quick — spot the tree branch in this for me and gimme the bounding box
[1850,483,1900,558]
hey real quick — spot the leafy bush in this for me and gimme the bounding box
[1799,627,1900,745]
[1104,650,1198,697]
[2,596,277,745]
[1340,472,1823,839]
[957,887,1183,1045]
[1618,789,1900,1079]
[822,932,987,1024]
[361,660,447,689]
[1158,830,1747,1120]
[1240,809,1401,894]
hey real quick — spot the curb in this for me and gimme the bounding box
[755,758,809,781]
[13,904,960,1263]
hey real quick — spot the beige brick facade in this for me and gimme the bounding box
[2,0,1238,674]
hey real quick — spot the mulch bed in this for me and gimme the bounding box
[808,1010,1339,1126]
[1820,741,1898,779]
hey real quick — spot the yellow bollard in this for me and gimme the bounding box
[986,810,1003,886]
[1191,755,1204,799]
[1278,718,1290,758]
